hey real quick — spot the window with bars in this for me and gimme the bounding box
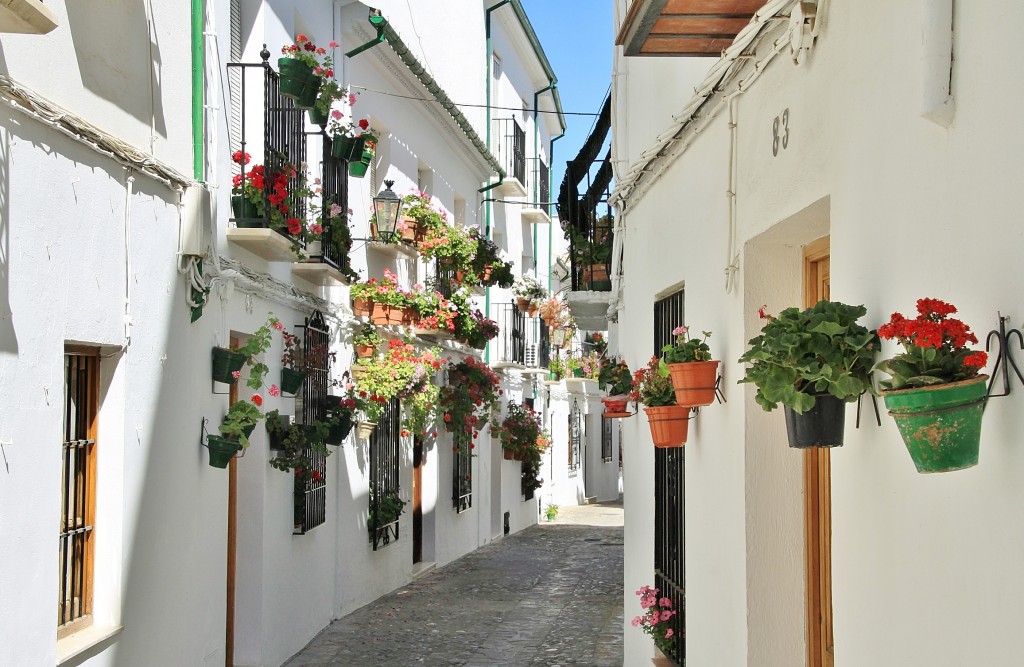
[602,412,613,462]
[370,398,401,550]
[453,444,472,513]
[654,289,686,665]
[294,311,329,535]
[58,349,98,638]
[568,399,582,475]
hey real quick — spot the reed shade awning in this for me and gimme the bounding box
[616,0,763,56]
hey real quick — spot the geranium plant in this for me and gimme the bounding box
[408,285,457,333]
[234,314,280,389]
[738,301,878,414]
[353,339,445,432]
[513,275,547,303]
[599,358,633,396]
[875,298,987,390]
[662,326,712,364]
[439,356,502,453]
[493,402,542,458]
[632,356,676,407]
[350,270,410,309]
[219,398,263,448]
[419,223,477,271]
[632,585,677,656]
[402,190,446,232]
[368,485,406,529]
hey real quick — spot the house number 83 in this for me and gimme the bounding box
[772,109,790,156]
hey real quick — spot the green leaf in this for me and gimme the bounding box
[833,374,865,398]
[809,321,846,337]
[789,391,815,414]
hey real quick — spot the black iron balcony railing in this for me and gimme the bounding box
[317,137,353,274]
[539,159,550,216]
[562,151,614,292]
[227,48,307,242]
[493,117,526,185]
[569,212,613,292]
[434,258,460,300]
[492,303,549,369]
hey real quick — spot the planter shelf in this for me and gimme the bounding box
[226,228,297,262]
[291,261,351,286]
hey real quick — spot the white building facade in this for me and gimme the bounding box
[0,1,567,665]
[612,1,1024,666]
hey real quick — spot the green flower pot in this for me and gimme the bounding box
[882,375,987,473]
[349,158,370,178]
[212,347,247,384]
[572,368,584,378]
[207,435,241,468]
[326,414,353,446]
[280,368,306,395]
[308,106,329,127]
[330,135,364,161]
[278,58,318,108]
[230,195,263,228]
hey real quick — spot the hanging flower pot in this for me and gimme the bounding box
[667,360,720,408]
[783,393,847,448]
[308,106,329,127]
[280,368,305,395]
[349,137,375,178]
[516,297,531,313]
[212,347,247,384]
[277,59,319,109]
[643,405,690,447]
[601,395,632,419]
[882,376,987,473]
[355,344,376,359]
[330,135,364,161]
[206,435,242,468]
[326,414,353,446]
[356,420,377,440]
[352,297,373,318]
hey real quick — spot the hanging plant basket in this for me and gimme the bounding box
[230,195,262,226]
[882,375,987,473]
[212,347,247,384]
[326,414,353,446]
[516,297,531,313]
[280,368,305,395]
[356,420,377,440]
[331,134,364,161]
[784,393,846,449]
[667,360,720,408]
[308,106,329,127]
[643,405,690,447]
[277,58,318,109]
[206,435,242,468]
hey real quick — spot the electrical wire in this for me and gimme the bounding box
[349,85,598,116]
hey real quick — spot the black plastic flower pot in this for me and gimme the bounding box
[280,368,306,395]
[784,393,846,448]
[326,414,353,446]
[206,435,242,468]
[212,347,247,384]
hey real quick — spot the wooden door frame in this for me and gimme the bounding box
[803,237,833,667]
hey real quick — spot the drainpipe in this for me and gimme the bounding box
[344,12,386,58]
[191,0,205,181]
[532,82,554,276]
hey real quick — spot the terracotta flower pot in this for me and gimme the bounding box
[371,303,405,326]
[667,360,720,407]
[352,297,373,318]
[643,405,690,447]
[355,344,376,359]
[516,297,531,313]
[503,448,515,461]
[601,395,632,419]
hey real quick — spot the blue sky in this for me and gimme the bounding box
[519,0,613,200]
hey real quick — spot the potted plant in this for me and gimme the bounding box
[353,339,446,438]
[569,226,613,291]
[632,585,678,665]
[633,356,689,447]
[662,327,719,408]
[308,57,343,125]
[278,34,332,109]
[738,301,878,448]
[350,134,377,178]
[539,295,567,328]
[439,356,503,454]
[580,351,603,380]
[353,323,381,359]
[547,356,565,382]
[408,286,457,335]
[212,315,278,386]
[493,402,542,462]
[327,105,372,161]
[875,298,989,473]
[513,276,547,315]
[351,270,410,325]
[544,503,559,522]
[368,485,406,532]
[207,396,265,468]
[564,354,583,378]
[600,358,633,417]
[279,328,305,395]
[419,223,478,277]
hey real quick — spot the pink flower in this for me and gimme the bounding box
[310,223,323,235]
[328,40,339,48]
[231,370,241,379]
[659,597,672,608]
[672,326,688,336]
[349,93,357,106]
[631,617,641,628]
[269,384,281,397]
[665,629,674,638]
[272,320,283,331]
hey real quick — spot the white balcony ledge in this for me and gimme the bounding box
[0,0,57,34]
[521,206,551,225]
[491,177,527,199]
[366,240,418,260]
[291,262,351,286]
[226,228,297,262]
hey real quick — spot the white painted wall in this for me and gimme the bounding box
[614,1,1024,665]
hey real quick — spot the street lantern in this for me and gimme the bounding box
[372,179,403,243]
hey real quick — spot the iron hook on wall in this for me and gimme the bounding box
[985,313,1024,398]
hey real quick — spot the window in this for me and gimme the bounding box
[58,348,98,638]
[370,398,401,550]
[492,53,502,81]
[568,399,582,475]
[654,289,686,664]
[294,311,329,535]
[601,412,613,462]
[453,443,472,513]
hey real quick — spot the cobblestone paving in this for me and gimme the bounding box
[284,502,623,667]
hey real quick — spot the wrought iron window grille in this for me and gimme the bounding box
[493,117,526,185]
[294,311,329,535]
[453,443,473,513]
[601,411,613,462]
[568,398,583,475]
[370,397,402,550]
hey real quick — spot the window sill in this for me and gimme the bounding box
[57,625,123,665]
[0,0,58,34]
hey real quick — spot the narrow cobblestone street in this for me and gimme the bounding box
[285,501,624,667]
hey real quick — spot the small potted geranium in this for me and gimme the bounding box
[633,356,689,447]
[353,323,381,359]
[632,585,678,665]
[439,357,503,454]
[212,314,278,386]
[513,275,547,315]
[279,327,305,395]
[662,327,719,408]
[599,358,633,418]
[278,34,333,109]
[738,301,877,448]
[493,402,542,461]
[206,395,265,468]
[875,298,988,473]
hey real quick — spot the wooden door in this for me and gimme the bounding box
[412,437,423,563]
[226,338,238,667]
[803,237,833,667]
